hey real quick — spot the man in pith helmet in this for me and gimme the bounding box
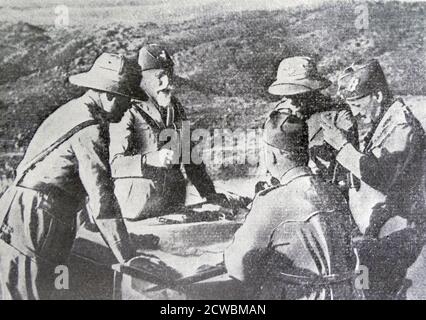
[266,56,357,193]
[321,59,426,299]
[110,44,228,221]
[0,53,140,300]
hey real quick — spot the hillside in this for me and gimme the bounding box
[0,0,425,183]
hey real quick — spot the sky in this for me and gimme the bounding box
[1,0,424,9]
[0,0,325,8]
[0,0,424,26]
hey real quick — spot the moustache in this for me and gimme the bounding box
[157,88,173,96]
[157,79,174,92]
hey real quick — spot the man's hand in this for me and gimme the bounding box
[255,181,270,194]
[321,113,350,151]
[144,149,175,168]
[131,233,160,250]
[124,253,182,283]
[335,110,354,132]
[205,193,231,208]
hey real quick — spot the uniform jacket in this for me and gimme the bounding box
[0,92,133,264]
[224,166,357,300]
[109,95,216,218]
[336,99,425,236]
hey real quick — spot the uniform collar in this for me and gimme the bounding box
[373,99,404,126]
[146,95,177,128]
[81,91,109,124]
[389,98,404,110]
[279,166,313,186]
[364,98,406,151]
[80,90,101,107]
[133,95,166,129]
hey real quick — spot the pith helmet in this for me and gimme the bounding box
[69,53,141,98]
[337,59,390,101]
[264,109,309,152]
[138,44,174,72]
[268,56,331,96]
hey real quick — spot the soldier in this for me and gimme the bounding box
[110,44,228,220]
[0,53,140,300]
[224,109,359,300]
[266,56,356,192]
[321,59,426,299]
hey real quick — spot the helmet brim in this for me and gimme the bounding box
[268,78,332,96]
[69,72,137,98]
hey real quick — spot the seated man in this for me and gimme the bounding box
[321,59,426,299]
[224,109,359,300]
[110,44,227,220]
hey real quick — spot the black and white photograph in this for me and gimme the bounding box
[0,0,425,302]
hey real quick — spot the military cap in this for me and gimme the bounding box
[69,53,141,98]
[138,44,174,72]
[264,109,309,152]
[337,59,389,101]
[268,56,331,96]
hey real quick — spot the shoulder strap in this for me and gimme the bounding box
[133,100,165,130]
[14,119,98,186]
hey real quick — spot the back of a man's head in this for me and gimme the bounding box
[263,110,309,178]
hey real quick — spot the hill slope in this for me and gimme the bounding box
[0,1,425,180]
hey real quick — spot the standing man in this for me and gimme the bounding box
[0,53,140,300]
[224,109,359,300]
[321,59,426,299]
[266,56,356,191]
[110,44,227,220]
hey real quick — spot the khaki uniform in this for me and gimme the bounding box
[336,99,425,234]
[335,99,425,299]
[0,92,133,299]
[225,167,358,300]
[110,96,216,219]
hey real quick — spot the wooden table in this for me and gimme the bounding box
[65,217,244,300]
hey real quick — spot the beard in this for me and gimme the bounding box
[108,108,127,123]
[108,102,131,123]
[356,117,374,144]
[156,89,173,107]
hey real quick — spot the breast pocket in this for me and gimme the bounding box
[34,194,76,263]
[135,126,158,154]
[37,211,76,263]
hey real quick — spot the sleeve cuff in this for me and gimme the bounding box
[336,143,363,178]
[111,154,143,178]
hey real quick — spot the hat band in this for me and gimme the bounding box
[341,91,372,101]
[276,74,318,81]
[271,82,316,91]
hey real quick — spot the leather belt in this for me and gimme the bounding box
[16,183,81,224]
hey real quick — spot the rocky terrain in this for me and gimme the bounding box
[0,0,425,192]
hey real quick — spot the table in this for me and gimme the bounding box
[66,217,244,300]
